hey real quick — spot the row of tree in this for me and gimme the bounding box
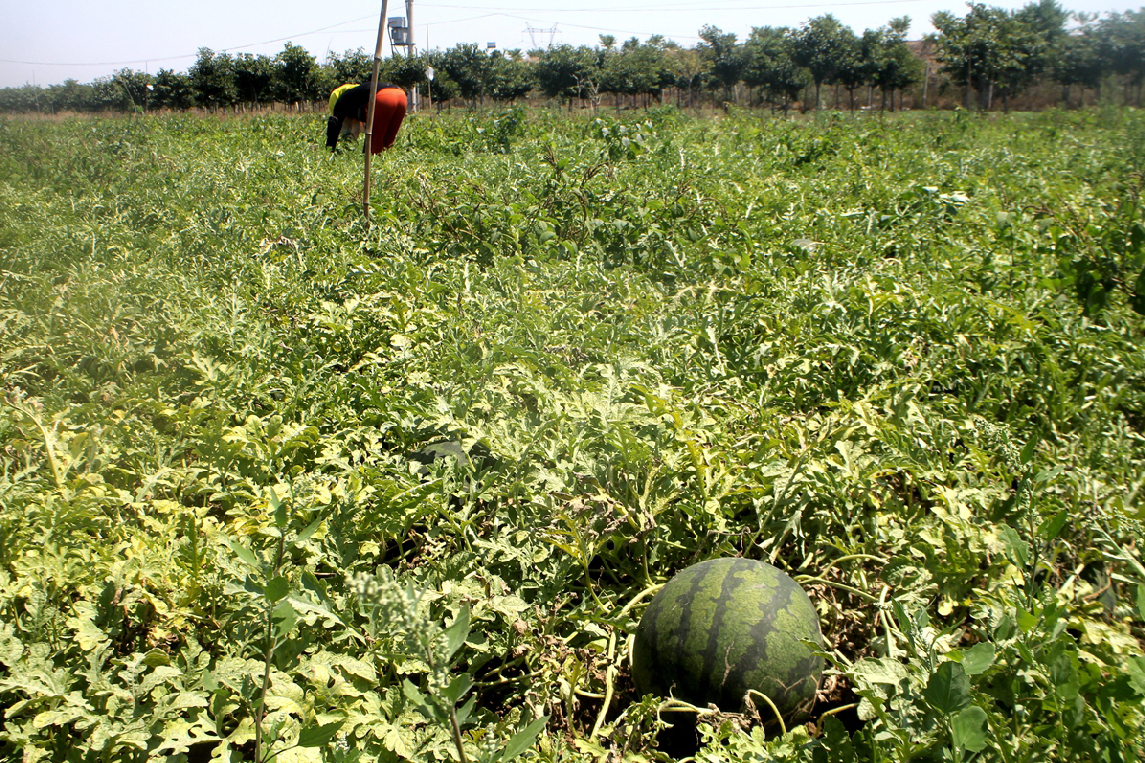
[932,1,1145,109]
[1,2,1142,114]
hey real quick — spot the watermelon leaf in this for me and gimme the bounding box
[298,720,344,748]
[443,607,471,661]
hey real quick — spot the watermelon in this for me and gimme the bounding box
[631,558,823,719]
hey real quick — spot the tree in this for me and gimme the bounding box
[420,50,461,105]
[1000,0,1067,108]
[933,4,1009,110]
[487,51,535,103]
[0,85,42,113]
[1102,9,1145,105]
[234,53,273,108]
[666,47,704,108]
[933,1,1066,112]
[48,78,93,113]
[1055,21,1107,106]
[535,45,601,109]
[601,38,667,108]
[189,48,236,109]
[441,43,492,104]
[831,27,864,110]
[152,69,195,110]
[88,76,129,111]
[867,18,923,110]
[792,15,852,109]
[383,51,431,91]
[112,68,153,112]
[742,26,807,112]
[646,36,683,93]
[697,25,745,103]
[325,48,373,88]
[273,42,321,105]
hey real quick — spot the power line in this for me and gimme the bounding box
[420,0,925,12]
[0,14,377,68]
[0,55,193,68]
[2,0,927,70]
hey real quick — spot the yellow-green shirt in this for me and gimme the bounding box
[329,83,356,113]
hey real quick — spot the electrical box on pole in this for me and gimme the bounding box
[388,17,410,48]
[386,2,419,109]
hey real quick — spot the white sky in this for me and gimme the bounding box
[1,0,1140,88]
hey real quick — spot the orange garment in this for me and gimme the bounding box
[369,88,407,154]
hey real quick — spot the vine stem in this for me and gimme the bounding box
[13,404,66,488]
[589,630,618,739]
[746,690,787,736]
[818,702,858,721]
[794,575,878,602]
[254,531,286,763]
[617,583,663,621]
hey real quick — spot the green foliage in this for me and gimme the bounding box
[742,26,808,111]
[534,45,603,105]
[1048,192,1145,316]
[1,107,1144,763]
[792,14,852,102]
[189,48,237,110]
[273,43,323,104]
[697,25,747,101]
[932,0,1068,110]
[6,3,1145,116]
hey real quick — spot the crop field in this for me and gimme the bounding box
[1,106,1145,762]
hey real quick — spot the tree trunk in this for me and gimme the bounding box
[965,60,973,110]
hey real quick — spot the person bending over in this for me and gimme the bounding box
[326,83,407,154]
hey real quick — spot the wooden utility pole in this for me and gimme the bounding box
[364,0,389,223]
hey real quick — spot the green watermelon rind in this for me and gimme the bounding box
[632,558,823,718]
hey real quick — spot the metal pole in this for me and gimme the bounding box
[406,0,417,111]
[406,0,414,52]
[364,0,389,223]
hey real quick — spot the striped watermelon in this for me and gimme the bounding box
[631,558,823,719]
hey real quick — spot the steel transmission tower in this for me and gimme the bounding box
[523,24,560,48]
